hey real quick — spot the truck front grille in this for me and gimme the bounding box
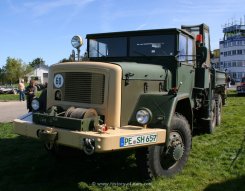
[64,72,105,104]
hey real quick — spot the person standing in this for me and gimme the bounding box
[227,75,231,88]
[18,80,25,101]
[25,80,37,112]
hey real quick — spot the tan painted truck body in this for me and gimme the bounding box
[14,61,166,152]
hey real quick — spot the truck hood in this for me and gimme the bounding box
[112,62,169,80]
[52,61,170,81]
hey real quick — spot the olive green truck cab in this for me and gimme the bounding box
[14,24,226,178]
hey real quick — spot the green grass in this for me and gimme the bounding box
[0,91,244,191]
[0,94,19,101]
[0,92,41,101]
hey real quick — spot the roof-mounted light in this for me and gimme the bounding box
[71,35,83,49]
[196,34,203,43]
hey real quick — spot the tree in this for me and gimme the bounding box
[5,57,22,84]
[59,58,70,63]
[0,66,6,84]
[29,57,45,68]
[22,64,33,77]
[4,57,30,84]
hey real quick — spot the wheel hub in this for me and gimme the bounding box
[167,132,184,161]
[173,142,184,161]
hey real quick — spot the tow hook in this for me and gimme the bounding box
[83,138,95,155]
[37,129,58,144]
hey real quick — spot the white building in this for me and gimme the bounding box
[219,23,245,82]
[25,65,49,84]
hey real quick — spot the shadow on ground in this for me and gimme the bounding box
[227,93,245,98]
[203,175,245,191]
[0,136,143,191]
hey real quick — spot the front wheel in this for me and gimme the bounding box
[136,114,192,178]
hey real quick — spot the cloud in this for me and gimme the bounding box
[99,0,118,32]
[6,0,95,18]
[5,0,96,30]
[6,0,25,13]
[23,0,95,17]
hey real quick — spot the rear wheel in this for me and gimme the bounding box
[136,114,192,178]
[203,100,216,134]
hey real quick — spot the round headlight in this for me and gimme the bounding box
[31,99,40,111]
[136,108,152,125]
[71,35,83,49]
[237,86,241,90]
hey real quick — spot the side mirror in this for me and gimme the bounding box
[196,46,207,66]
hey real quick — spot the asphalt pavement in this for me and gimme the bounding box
[0,101,28,122]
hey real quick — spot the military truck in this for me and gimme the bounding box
[14,24,226,178]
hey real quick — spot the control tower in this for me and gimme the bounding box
[219,20,245,82]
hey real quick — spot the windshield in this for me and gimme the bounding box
[88,35,175,58]
[130,35,174,56]
[89,37,127,57]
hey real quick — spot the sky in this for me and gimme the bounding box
[0,0,244,67]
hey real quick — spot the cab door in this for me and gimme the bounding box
[177,33,195,94]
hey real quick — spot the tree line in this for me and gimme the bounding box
[0,57,46,85]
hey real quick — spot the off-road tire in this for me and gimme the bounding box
[202,100,216,134]
[136,114,192,179]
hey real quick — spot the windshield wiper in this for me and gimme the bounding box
[91,47,106,57]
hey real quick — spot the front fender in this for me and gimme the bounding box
[129,93,190,142]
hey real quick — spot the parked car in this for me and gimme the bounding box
[237,77,245,95]
[0,87,17,94]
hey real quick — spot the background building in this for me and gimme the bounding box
[212,49,220,69]
[219,21,245,82]
[25,65,49,84]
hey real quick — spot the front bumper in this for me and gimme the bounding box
[13,113,166,152]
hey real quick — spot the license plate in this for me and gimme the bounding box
[120,134,157,147]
